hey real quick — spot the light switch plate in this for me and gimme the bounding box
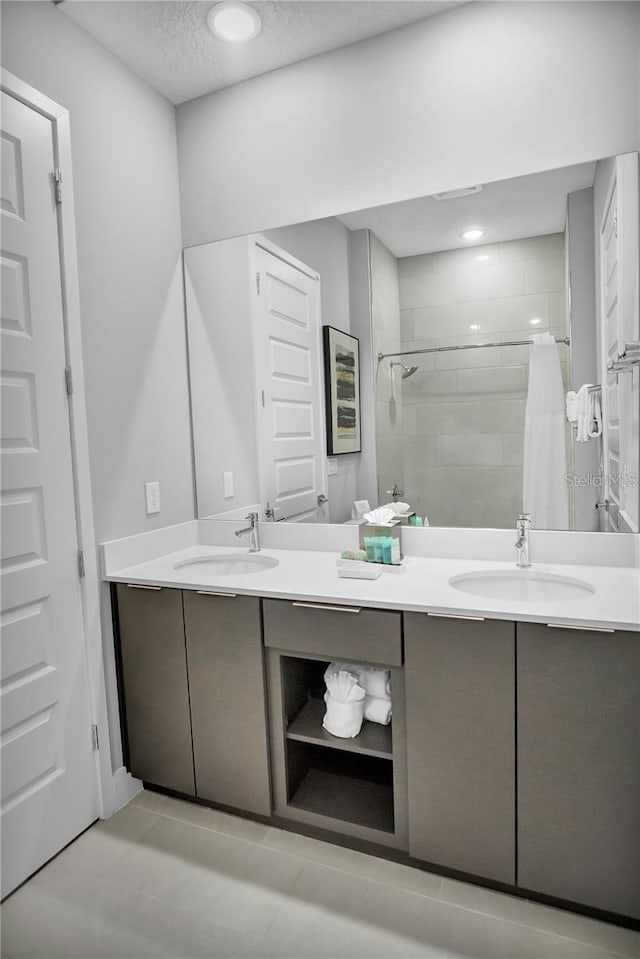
[327,458,338,476]
[145,481,161,515]
[223,471,234,498]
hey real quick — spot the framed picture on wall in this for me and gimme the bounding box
[322,326,361,455]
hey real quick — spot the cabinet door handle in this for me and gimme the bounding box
[427,612,485,622]
[292,602,361,614]
[196,590,237,598]
[126,584,163,591]
[546,623,615,633]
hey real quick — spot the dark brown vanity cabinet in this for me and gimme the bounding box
[404,613,516,885]
[115,585,271,816]
[115,584,195,795]
[183,591,271,816]
[517,622,640,919]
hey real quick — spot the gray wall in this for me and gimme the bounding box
[176,2,640,247]
[1,2,194,545]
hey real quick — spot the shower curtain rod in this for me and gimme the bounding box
[378,335,570,362]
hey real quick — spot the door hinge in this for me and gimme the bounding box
[256,272,261,294]
[91,724,99,750]
[78,549,85,578]
[613,211,618,238]
[65,365,74,396]
[54,169,63,204]
[261,389,265,407]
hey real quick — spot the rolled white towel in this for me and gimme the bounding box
[364,695,392,725]
[323,670,365,738]
[323,691,365,738]
[325,662,391,700]
[358,666,391,699]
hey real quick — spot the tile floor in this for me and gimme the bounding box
[2,790,639,959]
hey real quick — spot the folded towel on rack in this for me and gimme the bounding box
[574,384,593,442]
[565,390,578,425]
[363,695,392,725]
[587,390,602,438]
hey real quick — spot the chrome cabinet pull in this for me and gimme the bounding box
[546,623,615,633]
[126,584,162,591]
[292,602,361,614]
[427,612,485,622]
[196,590,237,598]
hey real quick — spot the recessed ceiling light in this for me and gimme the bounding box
[207,2,261,42]
[469,324,480,331]
[530,318,542,325]
[460,228,485,242]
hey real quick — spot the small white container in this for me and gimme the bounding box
[336,560,382,580]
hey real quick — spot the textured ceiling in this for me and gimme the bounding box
[59,0,466,105]
[337,163,598,258]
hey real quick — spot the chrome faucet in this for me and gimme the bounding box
[235,512,260,552]
[515,513,532,568]
[386,483,404,501]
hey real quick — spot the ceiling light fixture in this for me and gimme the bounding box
[460,228,485,242]
[530,318,542,325]
[207,2,261,42]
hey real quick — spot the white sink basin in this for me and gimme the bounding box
[449,569,595,603]
[173,553,279,575]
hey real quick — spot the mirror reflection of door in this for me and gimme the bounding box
[251,240,327,522]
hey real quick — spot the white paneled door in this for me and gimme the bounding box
[1,91,98,898]
[252,241,327,522]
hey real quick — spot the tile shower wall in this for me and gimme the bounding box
[370,233,405,506]
[396,234,568,528]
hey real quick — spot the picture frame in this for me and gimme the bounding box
[322,325,361,455]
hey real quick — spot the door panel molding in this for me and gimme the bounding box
[0,70,114,828]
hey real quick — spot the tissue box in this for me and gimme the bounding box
[391,510,415,526]
[358,520,403,561]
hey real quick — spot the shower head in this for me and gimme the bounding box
[391,361,419,379]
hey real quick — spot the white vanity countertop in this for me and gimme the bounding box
[104,544,640,632]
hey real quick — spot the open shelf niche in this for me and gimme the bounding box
[279,656,396,835]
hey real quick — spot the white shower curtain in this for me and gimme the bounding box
[523,333,569,530]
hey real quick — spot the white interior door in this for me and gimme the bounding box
[1,90,98,897]
[597,153,639,532]
[251,240,327,522]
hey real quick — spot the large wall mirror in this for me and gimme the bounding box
[184,153,639,533]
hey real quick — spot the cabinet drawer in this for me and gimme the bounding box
[263,599,402,666]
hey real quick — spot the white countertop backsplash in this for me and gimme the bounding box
[101,520,640,632]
